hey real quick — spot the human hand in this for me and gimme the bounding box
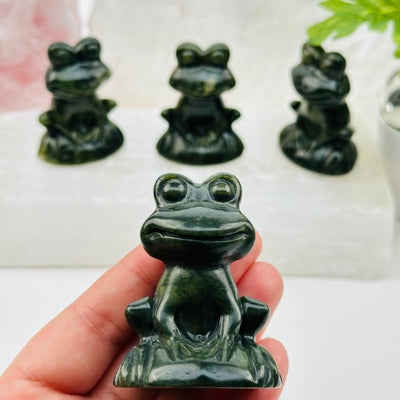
[0,233,288,400]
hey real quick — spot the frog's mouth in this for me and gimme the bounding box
[141,219,255,262]
[300,90,345,105]
[143,225,253,244]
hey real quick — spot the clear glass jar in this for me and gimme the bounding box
[378,70,400,218]
[381,72,400,130]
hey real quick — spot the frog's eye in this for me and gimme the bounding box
[159,178,188,203]
[48,43,75,69]
[302,43,324,65]
[302,51,318,65]
[207,50,229,67]
[209,179,236,203]
[320,53,345,78]
[178,49,198,67]
[77,38,101,61]
[80,42,100,60]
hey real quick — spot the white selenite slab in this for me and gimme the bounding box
[0,109,393,278]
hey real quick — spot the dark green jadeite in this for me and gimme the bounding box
[38,37,123,164]
[157,43,244,165]
[279,43,357,175]
[114,173,281,388]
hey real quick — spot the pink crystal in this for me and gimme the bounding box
[0,0,81,111]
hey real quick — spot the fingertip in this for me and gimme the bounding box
[117,244,163,270]
[114,244,165,288]
[255,230,262,248]
[253,230,263,260]
[263,262,284,310]
[237,261,284,315]
[231,230,262,282]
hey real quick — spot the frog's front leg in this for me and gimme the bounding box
[39,110,79,142]
[215,286,242,361]
[157,319,188,361]
[225,108,241,123]
[101,99,116,113]
[125,297,154,342]
[336,126,354,140]
[153,297,187,360]
[161,108,175,123]
[39,110,67,136]
[216,315,240,362]
[290,100,301,112]
[215,306,242,362]
[39,110,55,129]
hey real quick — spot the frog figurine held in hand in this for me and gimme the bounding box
[157,43,244,165]
[114,173,281,388]
[279,43,357,175]
[38,37,123,164]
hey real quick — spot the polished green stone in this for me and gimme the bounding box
[280,43,357,175]
[38,37,123,164]
[157,43,244,165]
[114,173,282,388]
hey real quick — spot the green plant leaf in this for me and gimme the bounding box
[378,0,400,13]
[308,16,341,44]
[332,15,365,38]
[320,0,364,14]
[356,0,382,12]
[355,0,399,13]
[394,20,400,58]
[308,0,400,58]
[308,14,364,44]
[368,14,389,32]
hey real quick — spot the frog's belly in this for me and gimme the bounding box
[68,111,99,135]
[175,301,218,341]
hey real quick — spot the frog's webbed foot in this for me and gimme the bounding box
[113,336,159,386]
[214,315,240,362]
[216,334,237,362]
[159,330,192,361]
[323,149,346,172]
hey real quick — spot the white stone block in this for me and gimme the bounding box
[89,0,399,121]
[0,109,393,278]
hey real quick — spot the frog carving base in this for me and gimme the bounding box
[157,43,244,165]
[114,173,281,388]
[38,37,123,164]
[279,43,357,175]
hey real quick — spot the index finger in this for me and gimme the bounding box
[3,245,163,395]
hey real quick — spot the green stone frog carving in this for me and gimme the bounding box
[38,37,123,164]
[114,173,281,388]
[157,43,244,165]
[280,43,357,175]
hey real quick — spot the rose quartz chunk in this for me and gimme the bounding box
[0,0,80,111]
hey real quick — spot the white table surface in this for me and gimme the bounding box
[1,222,400,400]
